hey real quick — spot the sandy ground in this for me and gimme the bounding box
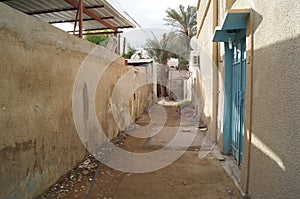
[39,105,241,199]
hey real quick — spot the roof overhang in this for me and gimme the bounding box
[213,9,250,42]
[1,0,136,36]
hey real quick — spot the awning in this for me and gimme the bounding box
[1,0,136,36]
[213,9,250,42]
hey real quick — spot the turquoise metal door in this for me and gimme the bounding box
[231,34,246,165]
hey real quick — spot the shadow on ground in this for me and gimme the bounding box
[38,105,241,199]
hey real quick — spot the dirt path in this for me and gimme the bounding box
[39,106,241,199]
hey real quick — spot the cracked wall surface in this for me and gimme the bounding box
[0,3,153,199]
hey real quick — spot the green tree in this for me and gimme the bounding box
[145,33,170,65]
[84,33,110,46]
[123,44,137,59]
[164,5,197,38]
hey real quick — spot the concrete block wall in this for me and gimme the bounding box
[0,3,153,199]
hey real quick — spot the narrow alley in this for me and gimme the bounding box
[1,0,299,199]
[40,105,241,199]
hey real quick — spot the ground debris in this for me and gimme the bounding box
[37,132,128,199]
[37,155,100,199]
[37,107,241,199]
[227,188,234,195]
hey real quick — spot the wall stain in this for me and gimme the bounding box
[0,140,33,155]
[83,82,89,129]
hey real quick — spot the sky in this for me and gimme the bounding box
[107,0,197,49]
[107,0,197,29]
[54,0,198,50]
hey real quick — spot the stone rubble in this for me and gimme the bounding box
[38,132,128,199]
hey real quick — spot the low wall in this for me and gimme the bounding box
[0,3,153,199]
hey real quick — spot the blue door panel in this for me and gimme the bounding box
[222,30,246,165]
[231,34,246,166]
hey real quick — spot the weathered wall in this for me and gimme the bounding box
[0,4,90,198]
[95,64,154,138]
[128,65,155,120]
[195,0,214,125]
[129,84,153,122]
[215,0,236,153]
[167,69,187,101]
[0,3,153,199]
[239,0,300,198]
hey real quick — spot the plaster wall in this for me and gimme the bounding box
[240,1,300,198]
[167,69,187,101]
[215,0,235,153]
[197,0,300,198]
[0,3,153,199]
[215,1,239,150]
[195,0,214,125]
[216,64,225,146]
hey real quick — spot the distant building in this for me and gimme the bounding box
[167,58,179,68]
[126,58,157,102]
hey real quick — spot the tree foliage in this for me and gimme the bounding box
[145,33,170,64]
[145,32,189,67]
[84,33,110,46]
[164,5,197,38]
[123,44,137,59]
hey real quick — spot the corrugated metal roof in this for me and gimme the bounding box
[2,0,135,32]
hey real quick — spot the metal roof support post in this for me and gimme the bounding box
[113,32,117,54]
[73,4,79,35]
[79,0,84,38]
[65,0,118,32]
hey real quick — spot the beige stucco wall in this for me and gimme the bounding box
[240,0,300,198]
[0,3,153,199]
[197,0,300,198]
[195,0,214,125]
[215,0,238,150]
[195,0,225,144]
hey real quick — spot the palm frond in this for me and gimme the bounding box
[164,4,197,38]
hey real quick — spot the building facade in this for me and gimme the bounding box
[193,0,300,198]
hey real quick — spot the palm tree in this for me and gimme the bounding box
[145,32,190,98]
[145,33,171,65]
[164,5,197,39]
[164,5,196,61]
[145,32,189,64]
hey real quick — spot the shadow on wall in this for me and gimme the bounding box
[244,35,300,199]
[129,83,154,121]
[156,83,178,101]
[95,63,154,140]
[251,9,263,37]
[194,72,211,126]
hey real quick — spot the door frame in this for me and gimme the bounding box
[223,29,246,166]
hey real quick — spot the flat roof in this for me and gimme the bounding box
[126,59,153,66]
[1,0,135,34]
